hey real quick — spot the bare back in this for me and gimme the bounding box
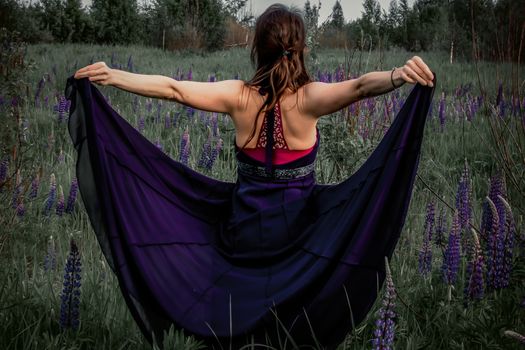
[231,83,318,151]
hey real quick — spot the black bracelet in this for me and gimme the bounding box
[391,67,399,89]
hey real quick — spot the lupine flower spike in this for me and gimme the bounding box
[463,228,485,306]
[44,235,57,272]
[441,210,461,300]
[65,177,78,214]
[56,185,65,217]
[497,195,516,289]
[43,173,56,217]
[60,239,82,330]
[418,200,435,277]
[371,256,397,350]
[179,128,190,165]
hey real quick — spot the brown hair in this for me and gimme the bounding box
[239,3,313,150]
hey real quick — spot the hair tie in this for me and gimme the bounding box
[282,49,293,60]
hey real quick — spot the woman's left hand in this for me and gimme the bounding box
[397,56,434,87]
[74,61,113,86]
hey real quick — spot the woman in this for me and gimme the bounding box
[69,3,435,349]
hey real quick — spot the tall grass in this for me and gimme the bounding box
[0,43,523,349]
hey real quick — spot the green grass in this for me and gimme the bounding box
[0,43,524,349]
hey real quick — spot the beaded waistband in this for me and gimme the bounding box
[237,159,315,180]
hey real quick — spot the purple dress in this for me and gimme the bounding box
[65,75,436,349]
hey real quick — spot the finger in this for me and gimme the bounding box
[412,56,434,81]
[77,67,106,79]
[404,65,427,86]
[406,60,427,82]
[400,70,416,84]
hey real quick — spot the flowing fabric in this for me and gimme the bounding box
[65,75,436,349]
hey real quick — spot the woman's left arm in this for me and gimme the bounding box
[359,56,434,98]
[74,62,242,114]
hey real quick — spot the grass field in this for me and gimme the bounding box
[0,43,524,349]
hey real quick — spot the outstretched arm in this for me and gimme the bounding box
[74,62,242,114]
[303,56,434,118]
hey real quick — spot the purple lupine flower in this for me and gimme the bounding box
[208,74,216,82]
[43,235,57,272]
[434,206,447,247]
[29,173,40,200]
[336,64,345,82]
[127,55,133,72]
[55,95,69,122]
[371,257,397,350]
[145,98,152,114]
[56,185,64,217]
[206,138,223,170]
[187,106,195,118]
[438,92,446,132]
[137,115,145,133]
[210,112,219,137]
[495,81,503,106]
[485,196,505,291]
[155,100,162,123]
[154,139,163,151]
[43,173,56,217]
[480,172,506,242]
[65,177,78,214]
[172,111,180,127]
[58,149,65,164]
[455,159,472,234]
[35,76,45,108]
[44,95,49,109]
[132,95,139,114]
[463,228,485,306]
[11,170,21,209]
[164,111,171,129]
[60,239,82,330]
[179,128,190,165]
[418,201,435,276]
[197,130,212,169]
[199,110,207,124]
[498,195,516,289]
[441,210,461,286]
[187,66,193,81]
[16,199,25,217]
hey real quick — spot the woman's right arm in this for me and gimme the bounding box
[304,56,434,118]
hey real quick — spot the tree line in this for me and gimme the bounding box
[0,0,523,61]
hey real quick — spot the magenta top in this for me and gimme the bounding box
[239,101,316,165]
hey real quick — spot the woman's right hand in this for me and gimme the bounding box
[396,56,434,87]
[74,61,113,86]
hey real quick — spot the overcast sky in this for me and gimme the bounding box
[80,0,415,22]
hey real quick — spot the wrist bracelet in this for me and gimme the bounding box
[391,67,399,89]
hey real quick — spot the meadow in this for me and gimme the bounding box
[0,43,524,349]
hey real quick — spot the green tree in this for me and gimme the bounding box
[90,0,141,45]
[329,0,345,29]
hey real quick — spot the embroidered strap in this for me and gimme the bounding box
[237,159,315,180]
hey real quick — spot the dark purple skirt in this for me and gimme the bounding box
[65,75,435,349]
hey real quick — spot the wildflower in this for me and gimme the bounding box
[463,228,485,306]
[206,138,223,170]
[418,200,435,276]
[60,239,82,330]
[137,115,145,133]
[127,55,133,72]
[43,235,57,272]
[16,197,25,217]
[371,257,397,350]
[11,169,22,209]
[179,128,190,165]
[164,111,171,129]
[56,185,64,217]
[155,139,163,151]
[498,195,516,289]
[197,130,212,169]
[43,173,56,217]
[29,173,40,200]
[480,172,506,242]
[438,92,446,132]
[485,196,505,291]
[187,66,193,80]
[155,100,162,123]
[65,177,78,214]
[441,210,461,286]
